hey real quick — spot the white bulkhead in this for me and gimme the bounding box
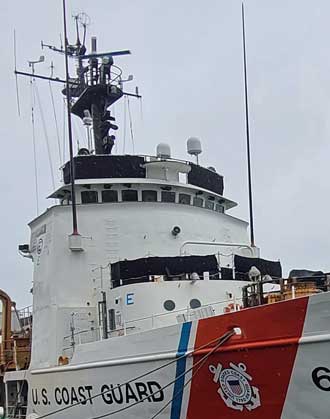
[28,155,257,369]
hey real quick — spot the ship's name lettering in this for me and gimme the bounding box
[31,381,164,407]
[32,386,93,406]
[54,386,94,405]
[101,381,164,404]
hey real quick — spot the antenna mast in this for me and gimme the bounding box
[242,2,255,247]
[62,0,79,236]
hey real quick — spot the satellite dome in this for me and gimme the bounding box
[156,143,171,159]
[187,137,202,156]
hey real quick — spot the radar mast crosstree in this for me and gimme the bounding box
[14,3,141,237]
[15,11,141,156]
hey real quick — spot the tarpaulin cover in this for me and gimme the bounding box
[289,269,326,288]
[63,155,146,184]
[63,156,225,197]
[188,163,224,195]
[234,255,282,280]
[111,254,218,286]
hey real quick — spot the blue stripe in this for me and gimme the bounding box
[170,322,192,419]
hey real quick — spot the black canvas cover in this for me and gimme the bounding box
[234,255,282,280]
[289,269,326,288]
[111,255,218,286]
[63,155,146,184]
[289,269,324,278]
[188,163,224,195]
[220,267,234,280]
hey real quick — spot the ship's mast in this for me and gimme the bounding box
[62,0,78,235]
[68,38,131,155]
[14,2,142,230]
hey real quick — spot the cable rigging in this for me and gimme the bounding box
[48,62,62,166]
[148,329,235,419]
[34,82,56,190]
[34,329,235,419]
[29,75,39,215]
[88,329,235,419]
[62,97,67,163]
[127,96,135,154]
[122,95,127,154]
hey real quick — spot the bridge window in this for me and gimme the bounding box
[142,190,158,202]
[102,190,118,203]
[161,191,175,203]
[122,190,138,202]
[179,193,191,205]
[205,200,214,210]
[193,197,203,208]
[215,204,224,213]
[81,191,98,204]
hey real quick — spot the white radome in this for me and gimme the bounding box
[156,142,171,159]
[187,137,202,156]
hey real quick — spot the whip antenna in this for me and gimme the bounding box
[242,2,255,247]
[13,30,21,116]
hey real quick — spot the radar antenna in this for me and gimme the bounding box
[13,1,142,237]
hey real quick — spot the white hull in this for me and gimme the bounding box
[5,292,329,419]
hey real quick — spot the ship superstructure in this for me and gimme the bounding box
[2,6,330,419]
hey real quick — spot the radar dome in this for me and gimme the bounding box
[187,137,202,156]
[156,143,171,159]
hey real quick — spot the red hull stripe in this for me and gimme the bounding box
[187,297,309,418]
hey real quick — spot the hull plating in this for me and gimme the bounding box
[25,292,330,419]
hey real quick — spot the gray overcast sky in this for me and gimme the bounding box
[0,0,329,307]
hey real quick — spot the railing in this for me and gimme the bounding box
[62,296,243,355]
[16,306,32,330]
[78,61,123,88]
[0,339,31,370]
[62,326,100,358]
[121,297,243,333]
[180,240,256,256]
[5,405,27,419]
[242,274,330,308]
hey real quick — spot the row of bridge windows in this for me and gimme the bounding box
[80,189,225,213]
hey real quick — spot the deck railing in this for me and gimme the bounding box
[62,296,243,356]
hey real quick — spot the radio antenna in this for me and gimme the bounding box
[13,30,21,116]
[242,2,255,247]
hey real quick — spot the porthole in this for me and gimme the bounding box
[163,300,176,311]
[190,299,201,309]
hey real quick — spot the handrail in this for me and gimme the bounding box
[124,296,243,326]
[62,296,243,346]
[180,240,255,256]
